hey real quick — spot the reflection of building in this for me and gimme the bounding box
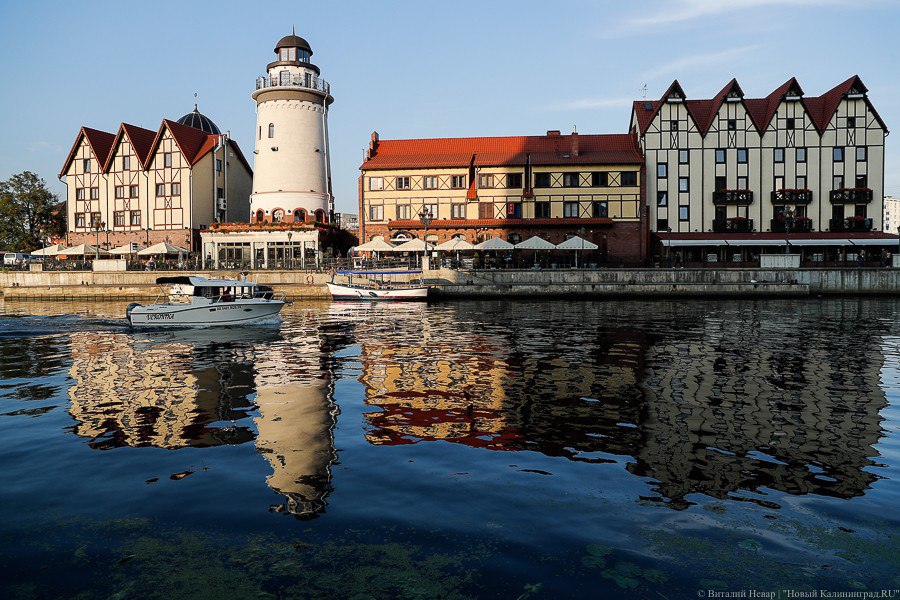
[67,332,257,449]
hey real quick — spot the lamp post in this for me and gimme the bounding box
[577,226,586,268]
[419,208,433,270]
[94,221,105,260]
[287,231,293,270]
[783,208,795,255]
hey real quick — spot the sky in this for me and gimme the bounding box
[1,0,898,214]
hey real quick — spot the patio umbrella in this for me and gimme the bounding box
[474,237,514,251]
[57,244,110,257]
[556,235,598,267]
[353,236,396,252]
[138,242,189,255]
[389,239,435,253]
[514,236,556,250]
[436,237,475,266]
[30,244,65,256]
[109,243,146,255]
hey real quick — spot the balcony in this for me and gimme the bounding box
[713,189,754,205]
[771,189,813,205]
[713,217,754,233]
[771,217,813,233]
[829,217,873,232]
[255,73,331,95]
[829,188,873,204]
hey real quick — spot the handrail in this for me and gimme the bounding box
[255,74,330,94]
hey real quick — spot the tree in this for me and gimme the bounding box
[0,171,64,251]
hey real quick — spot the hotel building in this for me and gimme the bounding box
[358,130,647,264]
[59,108,252,252]
[631,76,892,259]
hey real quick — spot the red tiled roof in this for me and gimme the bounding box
[59,126,116,178]
[361,133,643,171]
[633,75,888,136]
[388,218,615,229]
[102,123,157,172]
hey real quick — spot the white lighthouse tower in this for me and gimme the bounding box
[250,29,334,224]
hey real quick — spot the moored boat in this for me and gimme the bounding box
[127,276,289,327]
[326,270,428,301]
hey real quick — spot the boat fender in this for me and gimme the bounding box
[306,275,314,284]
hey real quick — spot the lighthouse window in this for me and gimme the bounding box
[280,48,288,61]
[288,47,296,61]
[268,123,275,138]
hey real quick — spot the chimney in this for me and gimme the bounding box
[367,131,379,159]
[570,131,579,157]
[546,130,561,136]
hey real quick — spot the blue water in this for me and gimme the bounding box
[0,299,898,599]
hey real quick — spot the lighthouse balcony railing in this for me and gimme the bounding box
[256,75,330,94]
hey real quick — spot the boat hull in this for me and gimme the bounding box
[128,300,285,327]
[326,282,428,301]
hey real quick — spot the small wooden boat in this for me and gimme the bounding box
[326,270,428,301]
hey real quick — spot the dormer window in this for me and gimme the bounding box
[847,117,856,129]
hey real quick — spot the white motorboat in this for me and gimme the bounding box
[127,276,288,327]
[326,270,428,301]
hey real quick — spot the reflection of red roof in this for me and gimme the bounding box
[361,133,643,170]
[633,75,887,136]
[59,127,116,178]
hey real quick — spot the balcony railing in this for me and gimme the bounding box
[829,217,873,232]
[713,218,754,233]
[712,190,754,205]
[255,73,331,94]
[771,218,813,233]
[829,188,873,204]
[771,189,814,204]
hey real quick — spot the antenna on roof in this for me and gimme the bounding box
[193,92,198,112]
[640,84,647,99]
[573,124,577,133]
[292,24,296,35]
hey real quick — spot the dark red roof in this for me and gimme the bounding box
[102,123,157,172]
[59,127,116,178]
[361,133,643,171]
[633,75,888,136]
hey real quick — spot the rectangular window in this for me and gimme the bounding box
[478,174,495,188]
[534,173,551,188]
[156,183,165,196]
[535,202,550,218]
[737,148,748,163]
[130,211,141,226]
[679,149,689,164]
[591,172,608,187]
[657,163,667,178]
[786,117,795,129]
[737,176,748,189]
[833,175,844,189]
[450,175,466,189]
[715,149,725,164]
[592,201,608,218]
[797,176,806,189]
[451,204,465,219]
[657,191,668,207]
[856,175,868,188]
[774,148,784,163]
[679,206,689,221]
[75,213,85,228]
[774,176,784,191]
[424,203,438,219]
[478,202,493,219]
[856,146,867,162]
[657,218,668,231]
[728,119,737,131]
[114,211,125,227]
[129,185,138,198]
[423,176,438,189]
[399,204,412,220]
[670,120,679,131]
[506,202,521,218]
[715,176,727,192]
[216,187,224,199]
[562,173,579,187]
[90,187,99,200]
[563,201,580,218]
[216,159,222,172]
[75,188,85,200]
[368,205,383,221]
[91,212,101,228]
[123,156,131,170]
[83,159,91,173]
[506,173,523,189]
[369,177,384,191]
[396,176,410,190]
[847,117,856,129]
[833,147,844,162]
[621,172,637,186]
[678,177,689,192]
[172,183,181,196]
[115,186,125,199]
[797,147,806,163]
[163,153,172,167]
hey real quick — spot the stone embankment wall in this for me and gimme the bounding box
[1,267,899,300]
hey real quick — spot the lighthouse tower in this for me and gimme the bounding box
[250,30,334,224]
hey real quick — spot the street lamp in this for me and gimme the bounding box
[419,207,433,269]
[577,226,586,269]
[94,220,105,260]
[287,231,293,270]
[783,208,795,255]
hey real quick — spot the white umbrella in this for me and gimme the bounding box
[109,243,146,255]
[556,235,598,250]
[353,236,396,252]
[389,238,434,252]
[30,244,65,256]
[474,237,514,251]
[138,242,189,255]
[57,244,110,256]
[515,236,556,250]
[436,238,474,251]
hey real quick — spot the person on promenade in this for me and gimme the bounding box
[881,249,889,268]
[857,249,866,268]
[674,251,683,268]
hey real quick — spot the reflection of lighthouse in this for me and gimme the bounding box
[250,29,334,225]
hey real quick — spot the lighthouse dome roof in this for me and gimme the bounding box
[275,34,312,56]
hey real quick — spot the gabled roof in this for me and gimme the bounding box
[59,126,116,178]
[102,123,157,171]
[145,119,213,168]
[361,133,643,171]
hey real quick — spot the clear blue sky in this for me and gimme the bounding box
[1,0,898,213]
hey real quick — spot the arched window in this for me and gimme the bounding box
[293,209,306,222]
[314,209,326,223]
[255,209,264,223]
[272,209,284,223]
[268,123,275,138]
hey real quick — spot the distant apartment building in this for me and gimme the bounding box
[631,75,892,259]
[359,130,646,264]
[884,196,900,233]
[60,107,252,252]
[334,212,358,232]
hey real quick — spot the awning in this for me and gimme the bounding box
[662,239,729,247]
[785,238,852,246]
[848,238,899,246]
